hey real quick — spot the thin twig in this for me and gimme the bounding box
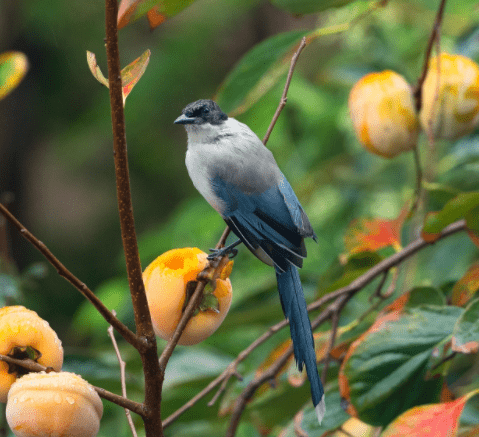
[104,0,162,434]
[0,354,145,416]
[369,270,389,303]
[413,0,447,112]
[208,368,243,407]
[0,203,139,349]
[108,312,138,437]
[409,144,423,217]
[163,219,467,429]
[431,351,457,371]
[262,37,307,145]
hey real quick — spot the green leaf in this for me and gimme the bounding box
[0,51,29,100]
[215,23,352,116]
[71,278,132,342]
[270,0,358,15]
[163,348,232,389]
[452,298,479,354]
[423,182,460,211]
[404,287,446,308]
[215,30,306,114]
[422,192,479,242]
[278,388,349,436]
[341,305,463,427]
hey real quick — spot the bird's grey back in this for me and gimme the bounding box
[186,118,281,195]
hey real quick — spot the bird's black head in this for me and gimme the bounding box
[174,99,228,126]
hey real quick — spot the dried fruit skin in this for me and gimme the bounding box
[6,371,103,437]
[0,306,63,403]
[349,70,419,158]
[143,247,233,345]
[420,53,479,140]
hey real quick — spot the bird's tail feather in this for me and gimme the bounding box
[275,265,325,424]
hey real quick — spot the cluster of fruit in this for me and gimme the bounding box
[0,306,103,437]
[0,248,232,436]
[349,53,479,158]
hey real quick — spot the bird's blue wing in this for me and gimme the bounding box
[211,175,311,271]
[277,175,317,241]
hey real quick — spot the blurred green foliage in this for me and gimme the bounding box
[1,0,479,435]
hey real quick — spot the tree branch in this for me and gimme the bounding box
[0,354,145,416]
[262,37,307,145]
[108,313,138,437]
[104,0,162,434]
[0,203,139,349]
[413,0,447,112]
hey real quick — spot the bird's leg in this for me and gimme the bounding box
[208,239,242,260]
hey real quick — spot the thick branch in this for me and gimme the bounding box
[104,0,162,434]
[0,203,138,348]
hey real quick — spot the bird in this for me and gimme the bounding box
[175,99,325,424]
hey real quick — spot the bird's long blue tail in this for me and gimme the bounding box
[276,264,326,424]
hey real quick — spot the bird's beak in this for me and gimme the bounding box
[174,114,196,125]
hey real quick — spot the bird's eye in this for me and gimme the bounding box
[203,107,210,114]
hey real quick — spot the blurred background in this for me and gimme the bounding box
[1,0,479,435]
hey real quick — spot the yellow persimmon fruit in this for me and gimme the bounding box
[6,371,103,437]
[349,70,419,158]
[143,247,233,345]
[420,53,479,140]
[0,306,63,403]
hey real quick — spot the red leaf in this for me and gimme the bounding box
[147,6,167,29]
[344,207,408,256]
[381,390,479,437]
[121,49,151,103]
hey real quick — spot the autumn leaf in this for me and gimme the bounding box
[381,390,479,437]
[452,262,479,307]
[117,0,197,30]
[0,51,29,100]
[86,50,151,105]
[344,207,408,256]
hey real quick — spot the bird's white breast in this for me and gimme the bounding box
[185,145,225,214]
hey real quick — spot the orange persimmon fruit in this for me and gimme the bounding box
[143,247,233,345]
[349,70,419,158]
[6,371,103,437]
[0,306,63,402]
[420,53,479,140]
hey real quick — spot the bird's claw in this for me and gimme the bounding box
[207,247,238,260]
